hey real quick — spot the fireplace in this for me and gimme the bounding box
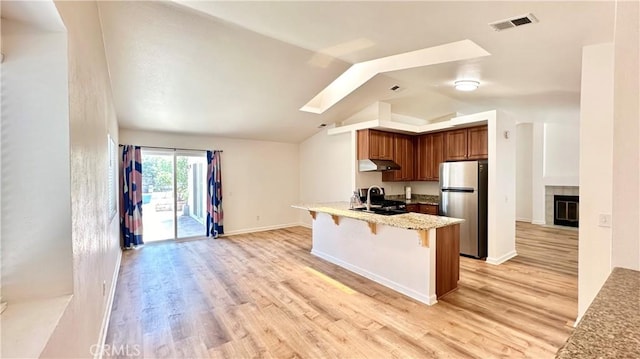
[554,195,579,227]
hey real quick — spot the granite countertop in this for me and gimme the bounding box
[403,199,440,205]
[292,202,463,231]
[556,267,640,358]
[386,194,440,205]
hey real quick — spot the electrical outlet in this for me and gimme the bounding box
[598,214,611,228]
[256,215,260,221]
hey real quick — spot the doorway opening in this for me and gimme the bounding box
[141,148,207,242]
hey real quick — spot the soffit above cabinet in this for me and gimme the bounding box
[327,111,490,136]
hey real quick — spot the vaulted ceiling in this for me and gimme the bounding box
[97,1,615,143]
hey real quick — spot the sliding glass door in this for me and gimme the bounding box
[141,149,207,242]
[175,153,207,238]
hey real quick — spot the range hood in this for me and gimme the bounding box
[359,159,401,172]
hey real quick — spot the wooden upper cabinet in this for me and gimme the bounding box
[357,129,394,160]
[416,132,445,181]
[401,135,415,181]
[444,125,488,161]
[444,129,468,161]
[415,135,430,181]
[467,126,488,160]
[382,134,415,181]
[359,126,486,182]
[430,132,444,180]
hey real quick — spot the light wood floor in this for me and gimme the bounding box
[105,222,578,358]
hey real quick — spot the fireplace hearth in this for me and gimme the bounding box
[554,195,579,227]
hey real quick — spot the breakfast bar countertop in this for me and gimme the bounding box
[556,267,640,359]
[292,202,463,231]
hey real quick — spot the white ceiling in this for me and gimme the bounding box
[97,1,615,143]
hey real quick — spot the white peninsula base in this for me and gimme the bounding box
[312,213,440,305]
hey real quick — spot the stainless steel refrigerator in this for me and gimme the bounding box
[439,160,488,258]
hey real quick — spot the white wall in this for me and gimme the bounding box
[1,19,72,301]
[516,123,533,222]
[16,1,123,357]
[119,130,300,235]
[487,111,517,264]
[611,0,640,271]
[531,122,546,224]
[298,128,353,226]
[408,181,439,196]
[356,171,407,195]
[529,120,580,223]
[578,42,614,321]
[543,122,580,186]
[451,111,516,265]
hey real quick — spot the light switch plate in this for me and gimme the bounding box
[598,214,612,228]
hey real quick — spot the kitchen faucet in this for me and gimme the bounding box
[366,185,382,212]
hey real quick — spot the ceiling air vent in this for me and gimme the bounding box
[489,13,538,31]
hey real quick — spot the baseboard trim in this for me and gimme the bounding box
[222,223,301,236]
[573,314,583,327]
[96,249,122,359]
[486,250,518,265]
[516,217,532,223]
[297,222,312,229]
[311,249,438,305]
[531,220,546,225]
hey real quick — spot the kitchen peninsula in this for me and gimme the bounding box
[292,202,463,305]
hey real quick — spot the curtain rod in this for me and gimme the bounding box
[118,144,222,152]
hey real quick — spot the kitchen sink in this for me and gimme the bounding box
[350,207,407,216]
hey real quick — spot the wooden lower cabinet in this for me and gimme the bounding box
[407,203,438,215]
[406,204,419,213]
[436,224,460,298]
[419,204,439,215]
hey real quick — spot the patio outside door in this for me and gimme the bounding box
[141,149,207,242]
[175,153,207,239]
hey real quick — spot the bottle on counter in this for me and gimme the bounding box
[350,191,361,209]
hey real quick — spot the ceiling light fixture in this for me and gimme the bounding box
[454,80,480,92]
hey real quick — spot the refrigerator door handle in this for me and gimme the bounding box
[441,187,475,193]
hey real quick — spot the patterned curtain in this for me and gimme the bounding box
[120,145,144,248]
[206,150,224,238]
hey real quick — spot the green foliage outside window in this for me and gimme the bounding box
[141,156,189,201]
